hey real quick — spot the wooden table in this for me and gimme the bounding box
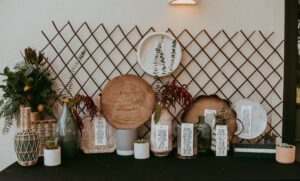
[1,151,300,181]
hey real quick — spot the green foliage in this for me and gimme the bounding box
[154,103,162,124]
[153,36,166,75]
[262,132,278,142]
[215,103,230,125]
[58,49,86,101]
[45,137,59,149]
[0,47,57,133]
[169,39,177,72]
[278,143,293,148]
[134,139,149,144]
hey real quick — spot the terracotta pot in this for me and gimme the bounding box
[276,145,296,164]
[31,112,40,122]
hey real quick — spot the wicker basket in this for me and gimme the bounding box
[32,119,57,156]
[80,115,116,154]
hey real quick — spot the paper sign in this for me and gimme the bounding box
[155,125,169,151]
[240,105,252,137]
[180,123,194,156]
[204,109,217,129]
[216,125,228,156]
[95,118,107,146]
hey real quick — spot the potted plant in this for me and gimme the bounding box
[44,138,61,166]
[262,132,278,144]
[0,47,57,133]
[150,79,193,156]
[134,139,150,159]
[276,143,296,164]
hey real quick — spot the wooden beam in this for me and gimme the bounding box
[283,0,298,144]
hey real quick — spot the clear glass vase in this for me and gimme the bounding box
[55,103,79,159]
[197,116,211,153]
[177,123,198,159]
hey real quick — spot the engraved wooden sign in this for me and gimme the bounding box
[101,74,155,129]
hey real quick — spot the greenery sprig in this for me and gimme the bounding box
[215,103,231,125]
[134,139,149,144]
[262,132,278,142]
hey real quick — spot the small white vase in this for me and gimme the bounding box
[134,142,150,159]
[44,146,61,166]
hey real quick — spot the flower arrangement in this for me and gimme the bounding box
[154,79,193,123]
[0,47,57,133]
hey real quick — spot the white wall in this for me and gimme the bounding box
[0,0,284,170]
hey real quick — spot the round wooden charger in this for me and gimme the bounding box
[100,74,155,129]
[182,95,237,141]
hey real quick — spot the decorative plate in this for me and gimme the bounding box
[100,74,155,129]
[137,32,182,77]
[233,99,267,139]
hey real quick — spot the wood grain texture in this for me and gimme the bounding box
[101,74,155,129]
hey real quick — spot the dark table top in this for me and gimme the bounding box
[1,151,300,181]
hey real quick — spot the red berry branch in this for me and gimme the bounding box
[68,94,98,131]
[154,79,193,124]
[160,80,193,110]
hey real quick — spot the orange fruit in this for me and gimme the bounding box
[37,104,44,112]
[24,85,31,92]
[19,104,25,109]
[63,98,70,104]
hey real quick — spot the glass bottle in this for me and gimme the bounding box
[55,103,79,159]
[197,116,211,153]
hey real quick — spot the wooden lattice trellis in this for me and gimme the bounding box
[41,21,284,143]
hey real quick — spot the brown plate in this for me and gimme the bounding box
[100,74,155,129]
[182,95,237,141]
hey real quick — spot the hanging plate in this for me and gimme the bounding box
[233,99,267,139]
[100,74,155,129]
[137,32,182,77]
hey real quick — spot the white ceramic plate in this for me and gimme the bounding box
[233,99,267,139]
[137,32,182,77]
